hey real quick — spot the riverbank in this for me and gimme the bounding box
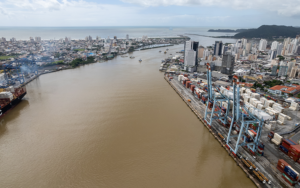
[164,74,293,188]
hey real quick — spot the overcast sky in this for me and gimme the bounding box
[0,0,299,27]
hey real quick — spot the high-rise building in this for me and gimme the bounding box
[221,52,235,75]
[184,41,199,67]
[10,37,16,42]
[1,37,6,42]
[241,38,247,48]
[30,37,34,42]
[35,37,41,42]
[269,50,277,60]
[296,45,300,55]
[271,59,279,76]
[278,61,288,77]
[198,46,205,58]
[213,41,223,56]
[271,41,279,50]
[290,65,298,78]
[245,43,251,53]
[114,36,117,40]
[259,39,267,51]
[276,43,283,56]
[287,61,296,75]
[126,34,129,40]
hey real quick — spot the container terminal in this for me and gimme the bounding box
[164,63,300,188]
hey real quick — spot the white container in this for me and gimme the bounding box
[274,133,282,142]
[271,138,281,145]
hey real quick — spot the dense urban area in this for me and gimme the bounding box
[160,34,300,187]
[2,31,300,187]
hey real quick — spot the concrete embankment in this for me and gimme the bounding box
[164,75,268,188]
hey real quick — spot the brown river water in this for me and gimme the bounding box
[0,44,255,188]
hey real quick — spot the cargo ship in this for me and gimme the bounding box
[0,86,26,117]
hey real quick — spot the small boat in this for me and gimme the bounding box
[170,54,172,55]
[139,59,142,62]
[159,51,161,53]
[130,56,135,59]
[164,51,167,54]
[166,49,169,51]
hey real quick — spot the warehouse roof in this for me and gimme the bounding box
[269,84,300,94]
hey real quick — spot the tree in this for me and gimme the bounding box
[128,46,134,52]
[277,55,285,61]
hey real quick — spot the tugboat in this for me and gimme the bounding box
[130,56,135,59]
[139,59,142,62]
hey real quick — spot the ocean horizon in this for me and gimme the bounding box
[0,26,239,40]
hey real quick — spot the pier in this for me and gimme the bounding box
[164,75,292,188]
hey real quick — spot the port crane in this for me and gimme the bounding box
[226,75,264,155]
[204,63,264,155]
[204,63,231,128]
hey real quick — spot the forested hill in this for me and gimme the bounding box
[233,25,300,38]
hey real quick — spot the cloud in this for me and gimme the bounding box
[121,0,300,17]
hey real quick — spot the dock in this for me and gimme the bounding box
[164,75,293,188]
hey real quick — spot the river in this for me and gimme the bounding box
[0,44,254,188]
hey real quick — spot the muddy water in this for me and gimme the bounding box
[0,45,254,188]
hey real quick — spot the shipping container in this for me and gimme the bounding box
[190,85,195,93]
[282,174,296,186]
[277,159,289,172]
[284,165,299,181]
[288,151,300,162]
[279,145,289,154]
[289,145,300,156]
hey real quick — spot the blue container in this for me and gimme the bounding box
[258,143,265,149]
[284,166,298,180]
[280,145,289,154]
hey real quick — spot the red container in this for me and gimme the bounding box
[282,139,297,150]
[288,151,299,161]
[282,142,291,150]
[186,81,192,88]
[184,74,188,77]
[190,85,195,93]
[277,166,284,173]
[289,145,300,157]
[277,159,289,172]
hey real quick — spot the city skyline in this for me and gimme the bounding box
[0,0,299,27]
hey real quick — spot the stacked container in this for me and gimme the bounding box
[277,113,287,125]
[244,95,250,103]
[290,101,299,111]
[190,85,195,93]
[251,93,260,100]
[257,142,264,156]
[186,81,192,88]
[271,133,282,145]
[284,165,299,186]
[257,104,264,110]
[288,145,300,161]
[260,97,267,106]
[264,100,275,108]
[178,75,184,82]
[277,160,298,186]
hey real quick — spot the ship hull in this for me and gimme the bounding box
[0,92,27,117]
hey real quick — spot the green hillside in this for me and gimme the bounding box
[234,25,300,39]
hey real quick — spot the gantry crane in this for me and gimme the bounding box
[226,75,264,156]
[204,63,231,128]
[203,64,264,156]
